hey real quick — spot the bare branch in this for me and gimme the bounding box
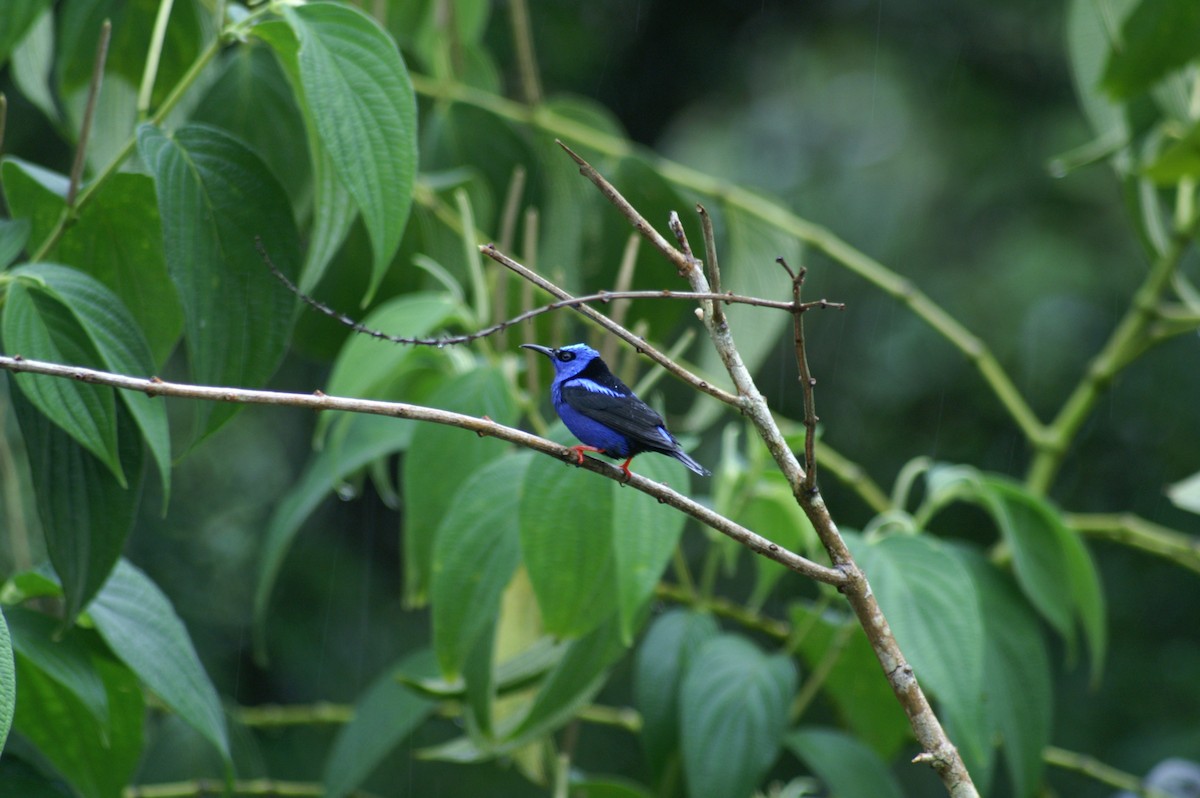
[67,20,112,208]
[0,354,846,587]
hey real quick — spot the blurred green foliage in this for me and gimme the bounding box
[0,1,1198,797]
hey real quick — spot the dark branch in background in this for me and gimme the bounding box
[0,354,846,588]
[257,236,840,350]
[67,20,111,209]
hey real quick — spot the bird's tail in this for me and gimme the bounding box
[672,449,711,477]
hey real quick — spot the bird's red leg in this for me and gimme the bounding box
[567,445,604,465]
[619,456,635,482]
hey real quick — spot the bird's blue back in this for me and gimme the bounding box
[530,343,709,476]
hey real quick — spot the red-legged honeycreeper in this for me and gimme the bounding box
[522,343,710,479]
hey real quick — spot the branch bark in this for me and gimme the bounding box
[0,354,844,587]
[560,145,980,797]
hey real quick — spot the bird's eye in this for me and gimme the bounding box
[557,351,575,362]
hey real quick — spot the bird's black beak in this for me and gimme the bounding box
[520,343,555,358]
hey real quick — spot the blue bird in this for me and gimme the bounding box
[521,343,710,480]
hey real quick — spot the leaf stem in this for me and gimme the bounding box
[1026,215,1200,494]
[137,0,177,119]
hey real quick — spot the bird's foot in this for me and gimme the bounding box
[618,457,635,483]
[567,445,604,466]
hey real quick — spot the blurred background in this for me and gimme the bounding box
[3,0,1199,795]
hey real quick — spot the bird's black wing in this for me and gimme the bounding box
[560,380,679,454]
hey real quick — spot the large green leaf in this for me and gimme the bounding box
[680,635,796,798]
[954,547,1052,798]
[138,122,300,441]
[979,477,1106,677]
[279,2,417,301]
[0,162,181,364]
[250,20,358,294]
[520,431,691,640]
[846,532,988,777]
[633,610,719,777]
[254,411,415,660]
[789,604,910,759]
[431,454,529,679]
[10,263,172,502]
[5,607,108,727]
[1101,0,1200,99]
[0,218,30,268]
[324,650,439,798]
[0,0,48,66]
[1066,0,1133,141]
[87,559,230,765]
[402,367,517,604]
[501,612,631,749]
[4,281,122,481]
[786,727,904,798]
[0,607,13,754]
[12,655,143,798]
[10,383,144,622]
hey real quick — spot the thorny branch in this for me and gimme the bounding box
[258,237,842,348]
[559,143,979,797]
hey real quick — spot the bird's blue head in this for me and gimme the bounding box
[521,343,600,380]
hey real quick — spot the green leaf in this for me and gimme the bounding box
[250,20,358,294]
[254,412,415,661]
[953,547,1051,798]
[11,263,172,503]
[0,607,13,754]
[519,442,616,637]
[789,605,910,759]
[5,607,108,727]
[1101,0,1200,100]
[324,650,439,798]
[322,292,464,405]
[633,609,719,776]
[744,472,817,609]
[0,218,30,268]
[12,654,143,798]
[3,281,122,483]
[1066,0,1133,141]
[502,612,630,750]
[88,559,230,765]
[566,778,656,798]
[279,2,418,301]
[1143,122,1200,185]
[138,122,300,442]
[0,0,48,66]
[402,367,517,605]
[520,431,692,640]
[3,164,183,366]
[1167,469,1200,514]
[47,174,183,366]
[192,43,311,213]
[56,0,202,107]
[680,635,796,798]
[431,454,529,679]
[786,727,903,798]
[612,454,688,640]
[10,382,144,622]
[979,477,1106,677]
[845,532,987,768]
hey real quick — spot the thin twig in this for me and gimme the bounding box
[0,355,847,587]
[261,237,833,345]
[67,20,112,208]
[1068,512,1200,575]
[1043,746,1173,798]
[697,205,726,328]
[779,257,820,492]
[480,243,744,407]
[602,233,641,366]
[137,0,176,118]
